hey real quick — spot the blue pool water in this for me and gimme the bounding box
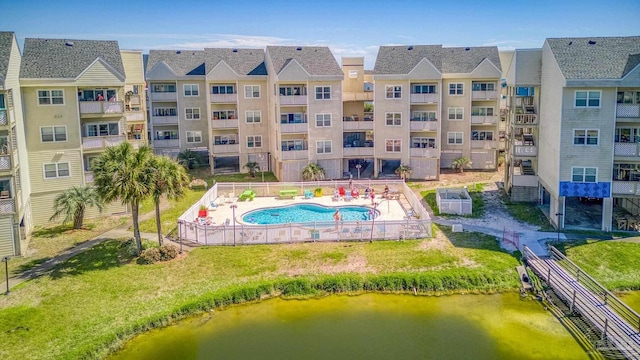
[242,204,377,224]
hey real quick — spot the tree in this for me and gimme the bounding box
[301,163,326,181]
[151,156,189,246]
[92,142,155,255]
[49,186,104,229]
[364,102,373,113]
[451,157,473,173]
[177,149,202,170]
[395,164,413,182]
[244,161,259,178]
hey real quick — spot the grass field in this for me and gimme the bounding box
[421,183,485,218]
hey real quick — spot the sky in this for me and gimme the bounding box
[2,0,640,69]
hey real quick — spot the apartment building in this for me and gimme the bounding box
[20,38,147,226]
[0,32,31,256]
[265,46,344,181]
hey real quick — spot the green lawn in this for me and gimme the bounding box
[137,189,206,234]
[187,167,278,187]
[421,183,485,218]
[502,197,553,231]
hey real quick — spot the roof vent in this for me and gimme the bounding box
[65,41,74,47]
[232,49,238,52]
[588,40,596,45]
[568,41,573,45]
[176,50,181,54]
[407,46,414,50]
[465,47,470,51]
[296,47,302,51]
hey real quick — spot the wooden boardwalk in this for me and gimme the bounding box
[524,245,640,359]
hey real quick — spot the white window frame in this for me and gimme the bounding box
[211,85,234,94]
[37,89,64,105]
[447,132,463,145]
[385,85,402,99]
[571,167,597,183]
[43,162,70,179]
[471,131,494,141]
[315,86,331,100]
[574,90,601,108]
[244,85,260,98]
[85,122,119,137]
[212,110,236,120]
[448,107,464,121]
[412,111,437,121]
[183,84,199,97]
[573,129,599,146]
[471,106,495,116]
[385,139,402,153]
[245,110,261,124]
[349,70,358,78]
[247,135,263,148]
[40,126,67,143]
[214,135,236,145]
[449,83,463,95]
[316,140,332,154]
[412,84,436,94]
[385,112,402,126]
[185,108,200,120]
[472,82,495,91]
[411,137,436,149]
[315,113,332,127]
[153,107,177,116]
[186,131,202,144]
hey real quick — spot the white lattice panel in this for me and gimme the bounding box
[617,104,640,118]
[614,143,638,156]
[612,181,635,195]
[0,198,15,214]
[0,110,6,125]
[0,155,10,170]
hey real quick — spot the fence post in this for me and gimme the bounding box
[570,290,576,312]
[601,318,608,342]
[204,225,208,245]
[547,268,552,286]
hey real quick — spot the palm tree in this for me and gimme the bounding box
[301,163,325,181]
[244,161,259,178]
[49,186,104,229]
[451,157,473,173]
[395,164,413,182]
[177,149,201,170]
[92,142,155,255]
[151,156,189,246]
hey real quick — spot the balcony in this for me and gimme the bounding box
[512,174,538,187]
[125,110,145,122]
[211,119,238,129]
[470,140,498,149]
[281,122,309,133]
[612,181,640,195]
[210,93,238,103]
[279,95,307,106]
[0,153,11,171]
[410,120,438,131]
[514,144,537,157]
[282,149,308,160]
[342,92,373,102]
[471,115,498,124]
[82,135,125,151]
[150,92,177,101]
[212,143,239,154]
[0,109,13,127]
[410,147,438,158]
[616,104,640,120]
[0,197,15,214]
[513,114,538,125]
[472,90,499,100]
[152,115,179,125]
[153,139,180,148]
[343,119,374,131]
[410,93,438,104]
[79,101,124,116]
[343,145,374,157]
[84,171,94,183]
[614,142,640,157]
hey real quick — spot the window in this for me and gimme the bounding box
[78,89,116,102]
[471,107,494,116]
[40,126,67,142]
[184,84,199,97]
[247,135,262,148]
[349,70,358,78]
[315,114,331,127]
[316,140,332,154]
[280,113,305,124]
[447,132,463,145]
[572,167,597,182]
[472,82,495,91]
[279,86,305,96]
[244,85,260,98]
[617,91,640,104]
[412,111,437,121]
[448,107,464,120]
[385,139,402,152]
[246,111,261,123]
[86,123,118,137]
[212,110,236,120]
[44,162,70,179]
[411,137,436,148]
[573,129,599,145]
[0,93,4,109]
[214,135,236,145]
[211,85,234,94]
[386,113,402,126]
[152,84,175,93]
[155,130,178,140]
[614,163,640,181]
[615,128,640,143]
[385,85,402,99]
[186,131,202,143]
[185,108,200,120]
[153,107,177,116]
[471,131,494,141]
[575,91,601,108]
[412,84,436,94]
[449,83,463,95]
[315,86,331,100]
[38,90,64,105]
[281,140,305,151]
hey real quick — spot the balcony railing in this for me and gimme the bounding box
[512,174,538,187]
[471,115,498,124]
[616,104,640,119]
[153,139,180,148]
[79,101,124,115]
[343,120,374,130]
[342,92,373,101]
[0,153,11,170]
[614,142,640,157]
[82,135,125,150]
[212,143,239,154]
[150,92,177,101]
[514,114,538,125]
[470,140,498,149]
[210,93,238,103]
[152,115,179,125]
[514,144,538,157]
[409,120,438,131]
[282,149,308,160]
[343,146,374,157]
[125,111,145,122]
[281,122,309,133]
[410,147,438,158]
[0,197,15,214]
[0,109,8,125]
[410,93,438,103]
[211,119,239,129]
[279,95,307,106]
[612,181,640,195]
[472,90,499,100]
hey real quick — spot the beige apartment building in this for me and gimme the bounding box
[20,38,147,226]
[0,32,31,256]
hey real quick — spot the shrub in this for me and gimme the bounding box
[138,248,161,264]
[159,244,179,261]
[119,238,139,257]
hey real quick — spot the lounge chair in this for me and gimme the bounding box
[338,186,346,199]
[345,190,353,202]
[304,189,313,199]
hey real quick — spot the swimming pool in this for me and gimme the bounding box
[242,204,377,224]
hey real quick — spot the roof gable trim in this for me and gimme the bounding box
[75,57,125,81]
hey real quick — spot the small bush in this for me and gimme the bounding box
[119,238,139,257]
[138,248,161,265]
[159,244,179,261]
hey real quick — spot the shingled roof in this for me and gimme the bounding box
[204,48,267,75]
[266,46,342,76]
[441,46,501,74]
[0,32,14,83]
[373,45,442,74]
[21,38,124,79]
[547,36,640,79]
[146,50,206,76]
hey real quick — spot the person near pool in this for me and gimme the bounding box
[370,189,376,205]
[333,209,341,230]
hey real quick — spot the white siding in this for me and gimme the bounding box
[514,49,542,86]
[0,216,15,257]
[75,61,124,86]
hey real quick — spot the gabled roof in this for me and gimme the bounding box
[373,45,442,74]
[20,38,124,79]
[204,48,267,75]
[0,32,15,82]
[441,46,501,74]
[547,36,640,79]
[146,50,206,76]
[266,46,342,76]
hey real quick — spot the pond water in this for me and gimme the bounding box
[109,293,589,359]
